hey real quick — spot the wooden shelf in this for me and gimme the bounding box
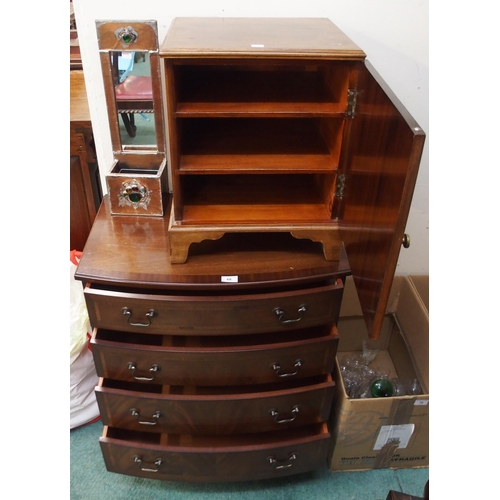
[174,63,349,118]
[179,154,335,174]
[179,174,334,225]
[178,118,343,174]
[176,101,345,118]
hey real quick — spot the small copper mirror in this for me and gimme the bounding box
[96,20,167,217]
[96,20,165,154]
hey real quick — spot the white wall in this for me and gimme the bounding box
[72,0,429,275]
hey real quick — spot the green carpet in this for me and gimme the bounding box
[71,420,429,499]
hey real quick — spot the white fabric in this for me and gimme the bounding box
[70,255,99,428]
[70,345,99,428]
[70,260,91,362]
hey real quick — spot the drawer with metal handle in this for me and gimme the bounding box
[84,278,343,335]
[91,325,339,386]
[95,373,335,435]
[99,422,330,482]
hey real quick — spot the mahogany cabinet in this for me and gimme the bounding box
[75,17,424,482]
[161,17,424,285]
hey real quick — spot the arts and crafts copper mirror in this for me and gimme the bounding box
[96,20,167,216]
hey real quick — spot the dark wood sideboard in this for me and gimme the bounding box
[70,70,102,251]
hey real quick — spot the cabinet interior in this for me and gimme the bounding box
[166,59,355,226]
[173,61,351,112]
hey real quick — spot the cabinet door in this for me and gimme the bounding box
[340,60,425,339]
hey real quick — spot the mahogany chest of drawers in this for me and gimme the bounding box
[76,197,352,481]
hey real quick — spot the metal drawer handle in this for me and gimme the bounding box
[127,362,161,381]
[133,455,162,473]
[268,452,297,470]
[270,405,300,424]
[122,307,157,327]
[273,304,308,324]
[271,359,303,378]
[130,408,162,425]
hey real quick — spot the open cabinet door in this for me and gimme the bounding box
[339,60,425,339]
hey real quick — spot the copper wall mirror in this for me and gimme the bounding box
[96,20,165,155]
[96,20,167,217]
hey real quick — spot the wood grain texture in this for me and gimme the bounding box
[160,18,366,60]
[161,19,363,263]
[96,374,334,435]
[70,70,91,123]
[339,61,425,338]
[70,70,101,251]
[75,195,351,290]
[100,423,330,481]
[91,325,338,386]
[84,279,343,335]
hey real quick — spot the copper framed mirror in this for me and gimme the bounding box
[96,20,165,155]
[96,20,167,216]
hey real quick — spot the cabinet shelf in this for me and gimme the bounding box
[178,174,335,225]
[176,102,345,117]
[179,154,334,174]
[178,118,343,174]
[173,63,349,118]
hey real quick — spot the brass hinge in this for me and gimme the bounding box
[346,89,357,118]
[335,174,346,199]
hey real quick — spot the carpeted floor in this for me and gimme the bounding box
[70,420,429,500]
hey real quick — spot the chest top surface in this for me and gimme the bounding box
[160,17,366,60]
[75,196,351,290]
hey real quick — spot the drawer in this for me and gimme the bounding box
[91,325,339,386]
[95,374,335,435]
[100,422,330,482]
[84,279,343,335]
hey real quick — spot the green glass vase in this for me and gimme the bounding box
[370,378,394,398]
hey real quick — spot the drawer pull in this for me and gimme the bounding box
[130,408,162,425]
[270,405,300,424]
[133,455,162,473]
[271,359,303,378]
[122,307,157,327]
[267,452,297,470]
[127,362,161,381]
[273,304,308,324]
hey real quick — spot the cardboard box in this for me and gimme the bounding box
[409,275,429,312]
[328,275,429,471]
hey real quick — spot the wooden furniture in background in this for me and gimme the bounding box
[70,70,102,251]
[70,3,82,70]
